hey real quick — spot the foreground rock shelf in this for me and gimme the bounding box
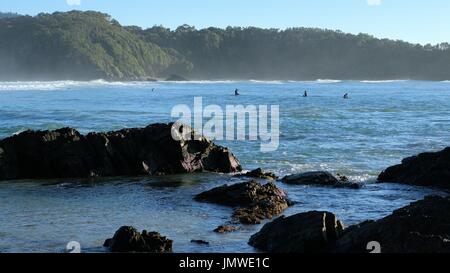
[0,123,241,180]
[249,211,345,253]
[249,195,450,253]
[333,195,450,253]
[378,147,450,188]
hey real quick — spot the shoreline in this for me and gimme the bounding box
[1,78,449,83]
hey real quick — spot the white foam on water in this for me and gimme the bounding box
[0,80,161,91]
[248,80,284,84]
[313,79,342,84]
[164,80,242,84]
[360,80,408,83]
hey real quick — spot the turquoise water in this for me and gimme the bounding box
[0,80,449,253]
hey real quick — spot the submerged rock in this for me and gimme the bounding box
[104,226,173,253]
[214,225,240,233]
[378,147,450,188]
[191,240,210,245]
[249,211,345,253]
[0,123,241,181]
[333,196,450,253]
[234,168,278,180]
[282,171,361,189]
[194,180,292,224]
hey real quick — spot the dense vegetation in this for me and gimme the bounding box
[1,10,450,81]
[0,11,190,81]
[132,25,450,80]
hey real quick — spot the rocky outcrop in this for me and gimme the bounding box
[249,211,345,253]
[378,147,450,188]
[0,123,241,180]
[194,180,292,224]
[104,226,173,253]
[214,225,240,233]
[333,196,450,253]
[282,171,361,189]
[234,168,278,180]
[249,196,450,253]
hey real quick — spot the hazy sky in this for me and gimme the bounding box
[1,0,449,45]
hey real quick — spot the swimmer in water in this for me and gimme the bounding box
[235,89,240,96]
[303,90,308,97]
[343,93,349,99]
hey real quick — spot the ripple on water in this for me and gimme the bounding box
[1,81,450,252]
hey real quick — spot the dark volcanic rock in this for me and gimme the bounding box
[104,226,172,253]
[0,123,241,181]
[249,211,345,253]
[378,147,450,188]
[282,171,361,189]
[233,201,290,225]
[249,196,450,253]
[214,225,240,233]
[333,196,450,253]
[235,168,278,180]
[195,180,292,224]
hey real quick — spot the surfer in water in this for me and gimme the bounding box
[303,90,308,97]
[235,89,240,96]
[343,93,349,99]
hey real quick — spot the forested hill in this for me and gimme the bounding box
[131,25,450,81]
[0,11,190,81]
[1,10,450,81]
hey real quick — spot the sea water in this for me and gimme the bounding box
[0,80,449,252]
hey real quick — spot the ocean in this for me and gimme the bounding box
[0,80,449,252]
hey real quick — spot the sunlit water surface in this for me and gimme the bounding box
[0,80,449,252]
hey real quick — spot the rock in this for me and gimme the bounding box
[336,173,349,182]
[233,201,289,225]
[104,226,173,253]
[165,74,188,81]
[249,211,345,253]
[282,171,361,189]
[378,147,450,188]
[235,168,278,180]
[195,180,292,224]
[191,240,210,245]
[0,123,241,181]
[214,225,240,233]
[333,196,450,253]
